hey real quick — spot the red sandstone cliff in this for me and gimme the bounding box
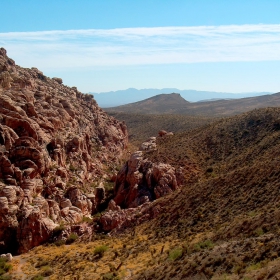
[0,48,128,253]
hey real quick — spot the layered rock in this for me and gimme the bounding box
[0,48,128,253]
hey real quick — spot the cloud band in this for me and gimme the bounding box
[1,24,280,69]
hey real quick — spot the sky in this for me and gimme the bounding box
[1,0,280,94]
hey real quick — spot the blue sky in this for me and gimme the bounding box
[1,0,280,93]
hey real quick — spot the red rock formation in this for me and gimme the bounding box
[99,199,162,232]
[0,48,128,253]
[139,137,157,152]
[113,151,179,209]
[99,146,182,232]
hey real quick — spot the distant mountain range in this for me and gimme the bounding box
[91,88,272,108]
[105,91,280,116]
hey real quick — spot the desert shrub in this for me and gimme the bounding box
[69,164,77,172]
[246,261,262,272]
[53,224,65,236]
[102,272,120,280]
[94,245,108,258]
[54,239,66,246]
[82,216,93,224]
[254,228,264,236]
[0,258,12,276]
[168,247,183,261]
[41,266,53,277]
[0,276,12,280]
[35,259,49,268]
[194,240,214,251]
[31,275,44,280]
[66,233,78,244]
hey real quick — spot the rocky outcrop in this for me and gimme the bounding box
[99,199,162,232]
[113,151,179,209]
[0,253,13,261]
[139,137,157,152]
[0,48,128,253]
[17,206,57,253]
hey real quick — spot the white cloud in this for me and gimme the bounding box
[1,24,280,70]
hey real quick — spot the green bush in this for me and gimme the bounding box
[0,275,12,280]
[69,164,77,172]
[66,233,78,244]
[53,224,65,236]
[0,258,12,276]
[54,239,66,247]
[254,228,264,236]
[194,240,214,251]
[168,247,183,261]
[94,245,108,258]
[82,216,93,224]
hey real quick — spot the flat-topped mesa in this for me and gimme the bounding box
[0,48,128,253]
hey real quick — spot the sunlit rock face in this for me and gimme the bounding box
[113,151,179,209]
[0,48,128,253]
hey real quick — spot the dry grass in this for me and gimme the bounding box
[9,232,175,279]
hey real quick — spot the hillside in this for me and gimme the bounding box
[7,107,280,280]
[107,112,216,145]
[107,93,190,115]
[92,88,272,108]
[0,48,128,254]
[105,92,280,117]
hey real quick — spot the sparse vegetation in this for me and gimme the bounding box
[53,223,65,236]
[194,240,215,251]
[168,247,183,261]
[108,112,215,145]
[31,276,44,280]
[54,239,66,246]
[66,233,78,244]
[0,258,12,277]
[93,245,108,258]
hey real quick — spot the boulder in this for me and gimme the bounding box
[99,200,162,233]
[0,253,12,261]
[139,137,157,152]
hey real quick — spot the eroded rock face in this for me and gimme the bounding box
[113,151,179,209]
[99,199,162,232]
[17,206,57,254]
[100,146,182,232]
[0,48,128,253]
